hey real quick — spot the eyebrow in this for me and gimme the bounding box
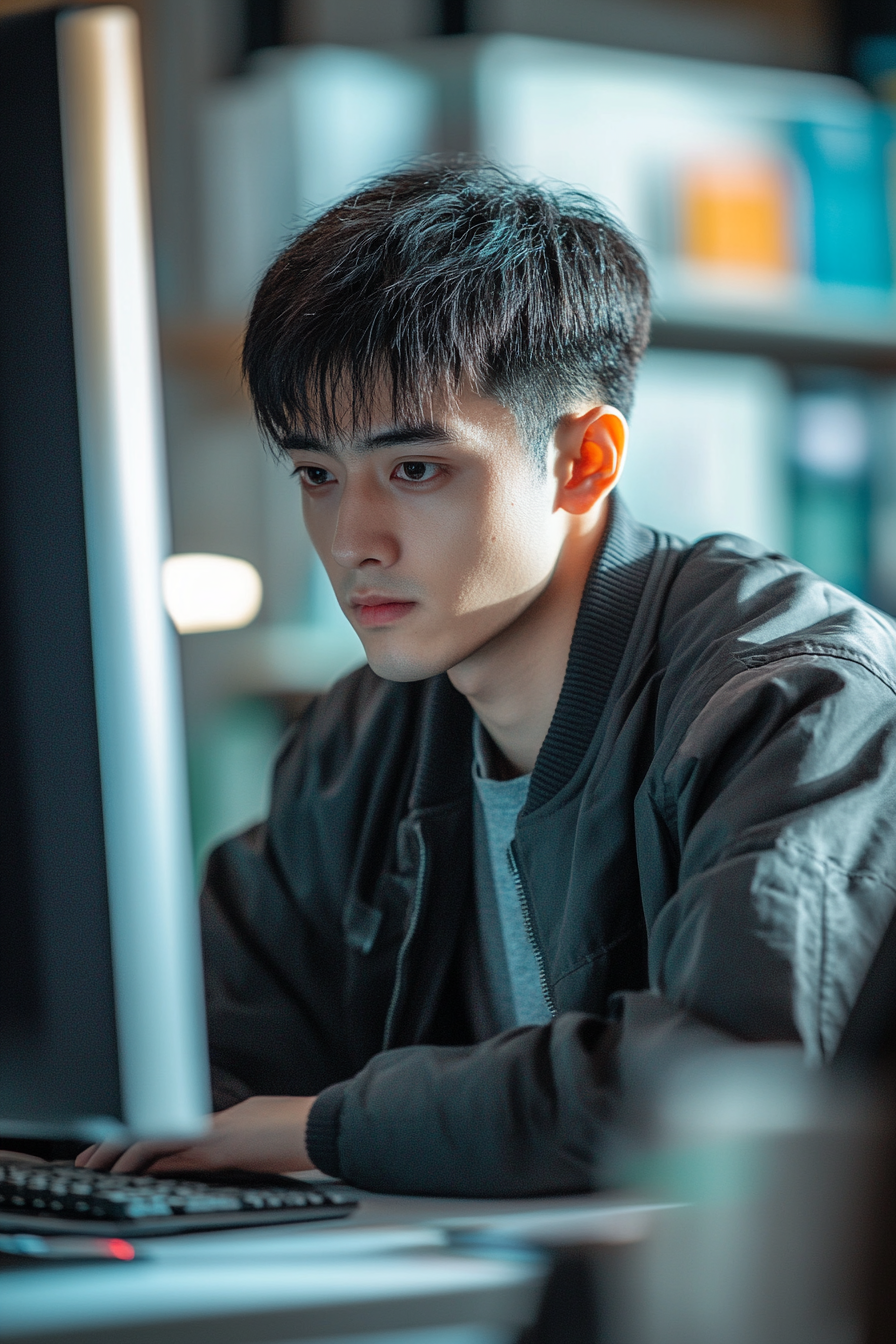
[284,422,451,458]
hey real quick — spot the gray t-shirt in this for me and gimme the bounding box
[471,720,553,1031]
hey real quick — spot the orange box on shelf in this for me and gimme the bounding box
[679,160,794,273]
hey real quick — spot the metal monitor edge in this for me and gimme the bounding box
[55,5,209,1139]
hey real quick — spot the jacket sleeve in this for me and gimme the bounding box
[200,667,426,1107]
[305,654,896,1196]
[201,820,358,1106]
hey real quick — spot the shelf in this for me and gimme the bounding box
[180,620,367,701]
[160,321,248,396]
[651,267,896,367]
[233,621,366,694]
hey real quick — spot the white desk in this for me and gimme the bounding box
[0,1190,660,1344]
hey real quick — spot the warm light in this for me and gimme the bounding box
[162,553,263,633]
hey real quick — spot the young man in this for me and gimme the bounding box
[80,163,896,1194]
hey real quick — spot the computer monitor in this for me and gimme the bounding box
[0,6,209,1143]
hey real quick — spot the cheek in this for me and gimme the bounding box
[431,482,556,613]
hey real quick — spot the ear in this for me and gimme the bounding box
[554,406,627,517]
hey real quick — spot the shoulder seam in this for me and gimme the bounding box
[716,832,896,899]
[735,645,896,699]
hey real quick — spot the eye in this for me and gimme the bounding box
[293,465,335,488]
[394,461,441,483]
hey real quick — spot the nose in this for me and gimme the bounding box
[330,477,399,571]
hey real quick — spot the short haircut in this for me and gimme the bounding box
[243,161,652,460]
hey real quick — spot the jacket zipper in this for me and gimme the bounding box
[507,842,557,1018]
[382,820,427,1050]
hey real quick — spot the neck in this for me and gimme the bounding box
[447,501,609,776]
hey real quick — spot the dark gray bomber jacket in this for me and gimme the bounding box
[201,496,896,1196]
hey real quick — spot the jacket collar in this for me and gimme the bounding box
[408,492,657,814]
[524,493,657,813]
[408,672,474,812]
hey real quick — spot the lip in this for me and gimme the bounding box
[350,596,417,628]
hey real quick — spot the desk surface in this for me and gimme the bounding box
[0,1189,661,1344]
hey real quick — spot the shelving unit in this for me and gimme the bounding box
[179,618,366,701]
[651,268,896,367]
[161,322,247,397]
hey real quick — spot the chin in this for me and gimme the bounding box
[364,642,455,684]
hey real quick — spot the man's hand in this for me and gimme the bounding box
[74,1096,318,1175]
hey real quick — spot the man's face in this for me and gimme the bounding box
[287,386,570,682]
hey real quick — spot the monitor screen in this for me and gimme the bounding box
[0,6,209,1144]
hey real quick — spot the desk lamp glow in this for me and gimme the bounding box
[163,554,263,634]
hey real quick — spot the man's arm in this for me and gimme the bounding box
[199,666,426,1106]
[199,816,374,1105]
[76,1096,317,1174]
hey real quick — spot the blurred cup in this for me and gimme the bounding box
[604,1046,878,1344]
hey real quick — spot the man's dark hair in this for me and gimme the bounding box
[243,161,651,460]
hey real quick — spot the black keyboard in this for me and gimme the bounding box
[0,1161,357,1236]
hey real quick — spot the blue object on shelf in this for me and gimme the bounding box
[791,390,871,598]
[793,113,893,289]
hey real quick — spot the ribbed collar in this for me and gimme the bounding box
[523,493,657,813]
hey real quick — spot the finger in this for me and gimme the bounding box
[145,1148,215,1174]
[74,1144,100,1168]
[109,1140,194,1175]
[80,1141,132,1171]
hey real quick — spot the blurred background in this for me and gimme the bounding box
[5,0,896,869]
